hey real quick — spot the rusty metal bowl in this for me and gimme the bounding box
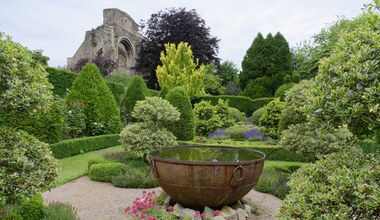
[148,145,265,209]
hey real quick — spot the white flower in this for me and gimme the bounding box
[68,110,72,114]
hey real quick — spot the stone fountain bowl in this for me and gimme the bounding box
[148,145,265,209]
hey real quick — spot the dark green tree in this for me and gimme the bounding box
[123,75,150,114]
[66,63,121,135]
[217,60,239,86]
[165,87,195,140]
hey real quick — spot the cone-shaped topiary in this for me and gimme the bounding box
[158,85,170,98]
[165,86,195,140]
[65,63,121,135]
[123,75,150,114]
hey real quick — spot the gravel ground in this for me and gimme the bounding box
[43,176,282,220]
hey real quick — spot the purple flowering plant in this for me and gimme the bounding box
[243,129,267,141]
[207,128,230,140]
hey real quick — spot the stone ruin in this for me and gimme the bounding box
[67,8,143,74]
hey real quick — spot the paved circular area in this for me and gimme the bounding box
[43,176,282,220]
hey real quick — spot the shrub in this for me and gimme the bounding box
[71,55,116,77]
[105,80,125,106]
[43,201,80,220]
[0,203,22,220]
[65,63,121,135]
[20,193,44,220]
[292,72,301,83]
[158,85,170,98]
[241,82,272,99]
[278,150,380,219]
[104,71,132,87]
[89,163,126,182]
[259,98,285,139]
[87,156,110,171]
[215,99,235,128]
[208,128,230,140]
[193,100,222,136]
[280,122,355,160]
[278,80,313,133]
[149,89,160,96]
[120,97,180,158]
[122,75,150,115]
[165,87,195,141]
[283,75,291,83]
[358,139,379,153]
[112,162,158,188]
[61,101,86,140]
[224,125,250,140]
[192,96,273,116]
[254,170,290,200]
[49,134,120,159]
[0,127,59,203]
[243,129,267,141]
[251,108,265,125]
[228,107,245,122]
[46,67,77,98]
[274,83,294,101]
[103,151,141,163]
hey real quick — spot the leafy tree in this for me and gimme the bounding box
[30,49,49,66]
[240,32,292,94]
[71,55,116,77]
[218,60,239,86]
[224,81,241,95]
[136,7,220,89]
[240,79,272,100]
[307,4,380,137]
[65,63,121,135]
[193,100,222,136]
[259,98,285,139]
[165,87,195,140]
[203,63,225,95]
[156,42,205,98]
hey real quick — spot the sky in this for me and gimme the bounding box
[0,0,366,70]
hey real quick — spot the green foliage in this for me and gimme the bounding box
[20,193,44,220]
[358,139,379,153]
[49,134,120,159]
[224,81,242,95]
[241,80,272,100]
[193,100,221,136]
[217,60,239,86]
[158,85,170,98]
[165,87,195,141]
[43,201,80,220]
[281,122,355,160]
[65,63,121,135]
[156,42,205,98]
[104,72,132,87]
[0,127,60,203]
[215,99,235,128]
[254,170,290,200]
[105,80,125,106]
[251,108,265,125]
[120,97,179,156]
[61,101,86,140]
[123,75,150,114]
[376,128,380,144]
[228,107,245,122]
[30,49,49,66]
[149,89,160,96]
[203,63,225,95]
[224,125,250,140]
[278,80,313,133]
[0,202,23,220]
[89,163,126,182]
[278,150,380,219]
[291,72,301,83]
[192,96,274,116]
[283,75,291,84]
[46,67,77,98]
[240,32,292,94]
[259,98,285,139]
[0,32,54,120]
[274,83,294,101]
[87,156,110,171]
[112,161,158,188]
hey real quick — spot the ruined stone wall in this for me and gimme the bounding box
[67,8,143,74]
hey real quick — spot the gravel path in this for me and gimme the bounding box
[43,176,282,220]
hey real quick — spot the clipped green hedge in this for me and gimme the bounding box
[87,156,110,171]
[49,134,120,159]
[192,95,273,115]
[46,67,77,97]
[149,89,160,97]
[358,139,379,153]
[105,80,125,106]
[89,163,126,182]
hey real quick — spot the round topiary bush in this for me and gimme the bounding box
[283,75,291,84]
[280,122,355,161]
[193,100,222,136]
[224,125,250,140]
[65,63,121,135]
[228,107,245,122]
[278,150,380,219]
[274,83,294,101]
[0,127,60,203]
[87,156,110,171]
[165,87,195,141]
[259,98,285,139]
[292,72,301,83]
[251,108,265,125]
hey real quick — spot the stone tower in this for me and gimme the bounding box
[67,8,143,74]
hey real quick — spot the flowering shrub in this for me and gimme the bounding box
[208,128,230,140]
[243,129,267,141]
[61,101,86,140]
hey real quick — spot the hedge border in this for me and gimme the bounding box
[49,134,120,159]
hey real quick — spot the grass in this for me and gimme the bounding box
[264,160,305,170]
[54,145,123,186]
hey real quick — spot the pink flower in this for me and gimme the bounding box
[201,213,205,218]
[168,206,173,212]
[215,210,220,216]
[148,217,155,220]
[158,206,162,209]
[93,122,97,126]
[195,211,200,217]
[100,125,103,128]
[140,213,147,218]
[226,218,231,220]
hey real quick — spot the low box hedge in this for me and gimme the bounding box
[192,95,273,116]
[89,163,126,182]
[49,134,120,159]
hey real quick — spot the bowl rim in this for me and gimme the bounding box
[148,145,266,166]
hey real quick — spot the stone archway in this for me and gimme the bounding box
[118,38,134,73]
